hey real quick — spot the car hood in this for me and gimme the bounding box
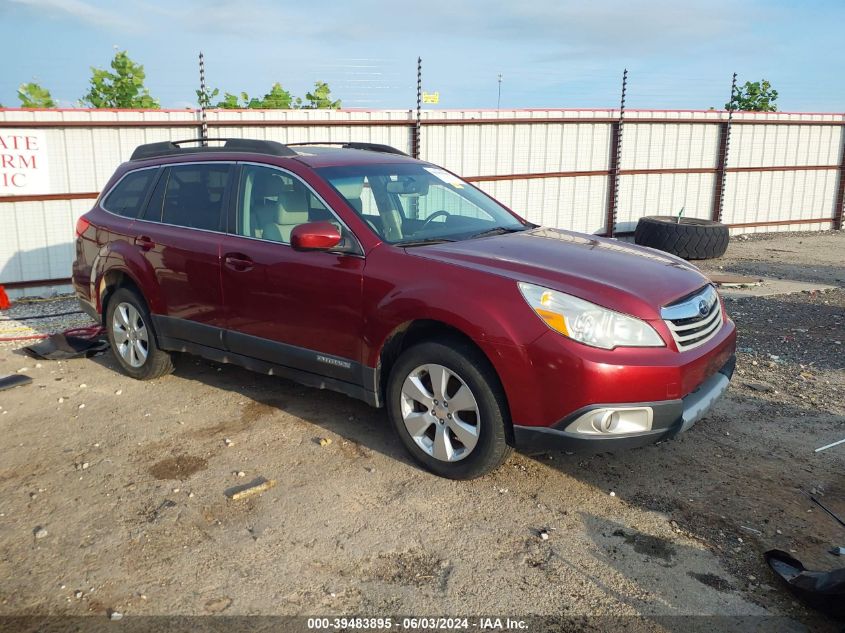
[407,227,711,320]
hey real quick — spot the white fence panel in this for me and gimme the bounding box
[1,107,843,296]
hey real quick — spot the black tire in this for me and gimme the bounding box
[387,339,513,479]
[634,215,729,260]
[105,287,174,380]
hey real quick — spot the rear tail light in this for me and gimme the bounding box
[75,216,91,237]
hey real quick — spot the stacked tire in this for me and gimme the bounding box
[634,216,729,260]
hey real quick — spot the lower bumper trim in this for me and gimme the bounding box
[513,354,736,454]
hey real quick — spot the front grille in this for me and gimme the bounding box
[661,286,723,351]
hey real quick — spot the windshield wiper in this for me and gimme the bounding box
[470,226,528,239]
[397,237,457,247]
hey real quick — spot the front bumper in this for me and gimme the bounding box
[513,354,735,454]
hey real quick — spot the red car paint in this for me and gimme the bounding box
[73,146,736,447]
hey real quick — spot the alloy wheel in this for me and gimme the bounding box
[112,302,149,368]
[400,363,480,462]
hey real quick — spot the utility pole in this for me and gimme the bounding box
[497,73,502,110]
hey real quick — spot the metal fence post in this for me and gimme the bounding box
[605,69,627,237]
[198,51,208,146]
[712,72,737,223]
[413,57,422,159]
[834,124,845,231]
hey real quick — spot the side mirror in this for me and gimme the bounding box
[290,221,343,251]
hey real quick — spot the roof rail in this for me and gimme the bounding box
[130,138,296,161]
[286,142,409,156]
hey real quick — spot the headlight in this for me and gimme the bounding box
[518,282,664,350]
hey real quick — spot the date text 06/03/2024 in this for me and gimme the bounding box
[306,617,529,630]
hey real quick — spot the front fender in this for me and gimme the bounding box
[362,249,549,418]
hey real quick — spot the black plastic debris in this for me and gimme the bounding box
[0,374,32,391]
[764,549,845,619]
[24,334,108,360]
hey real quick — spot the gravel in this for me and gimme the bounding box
[0,231,842,629]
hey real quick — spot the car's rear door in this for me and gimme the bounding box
[133,161,233,348]
[218,162,367,388]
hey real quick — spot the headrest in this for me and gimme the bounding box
[333,177,364,202]
[267,186,309,224]
[279,187,308,215]
[176,182,208,204]
[253,172,287,200]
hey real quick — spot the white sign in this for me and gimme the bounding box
[0,130,49,196]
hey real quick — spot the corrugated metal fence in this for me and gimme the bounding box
[1,108,844,296]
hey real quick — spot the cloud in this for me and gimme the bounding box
[8,0,133,30]
[295,0,770,60]
[134,0,308,37]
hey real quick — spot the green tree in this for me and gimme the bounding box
[215,92,248,109]
[303,81,341,109]
[213,83,295,109]
[256,82,294,109]
[18,82,56,108]
[82,50,160,109]
[726,79,778,112]
[196,86,219,109]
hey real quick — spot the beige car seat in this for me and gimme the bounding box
[334,177,403,241]
[262,186,310,243]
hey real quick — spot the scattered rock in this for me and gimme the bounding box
[319,438,332,447]
[743,381,775,393]
[225,477,277,501]
[539,530,549,541]
[107,610,123,621]
[204,596,232,613]
[146,499,177,523]
[33,526,48,539]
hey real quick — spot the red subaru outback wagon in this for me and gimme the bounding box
[73,138,736,479]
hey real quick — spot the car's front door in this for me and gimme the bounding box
[134,161,232,347]
[218,163,367,389]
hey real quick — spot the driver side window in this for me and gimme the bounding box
[237,165,328,244]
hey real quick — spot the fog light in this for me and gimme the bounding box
[593,410,620,433]
[565,406,653,436]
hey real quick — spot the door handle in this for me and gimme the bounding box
[224,252,254,271]
[134,235,154,251]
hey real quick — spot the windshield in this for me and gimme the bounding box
[316,163,528,244]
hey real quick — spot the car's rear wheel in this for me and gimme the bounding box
[387,339,512,479]
[106,288,173,380]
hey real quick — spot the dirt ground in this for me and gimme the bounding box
[0,231,843,631]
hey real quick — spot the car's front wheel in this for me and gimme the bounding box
[106,287,174,380]
[387,339,512,479]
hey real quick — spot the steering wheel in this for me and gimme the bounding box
[420,210,451,229]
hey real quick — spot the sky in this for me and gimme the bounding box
[0,0,842,112]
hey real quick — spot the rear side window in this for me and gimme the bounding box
[102,169,156,218]
[144,163,231,231]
